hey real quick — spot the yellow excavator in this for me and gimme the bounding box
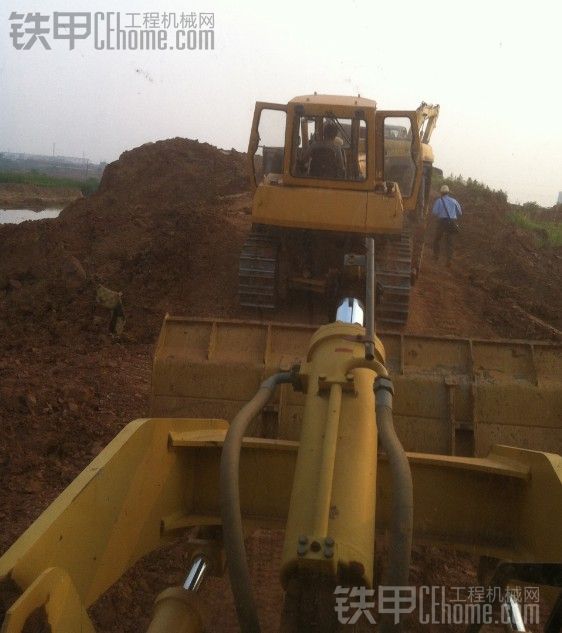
[239,94,439,325]
[1,98,562,632]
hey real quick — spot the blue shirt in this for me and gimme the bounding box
[432,194,462,220]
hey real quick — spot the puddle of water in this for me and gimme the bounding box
[0,208,62,224]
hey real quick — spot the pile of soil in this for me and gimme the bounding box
[409,182,562,340]
[0,138,559,631]
[0,138,248,345]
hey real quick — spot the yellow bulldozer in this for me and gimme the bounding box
[239,94,439,325]
[1,97,562,633]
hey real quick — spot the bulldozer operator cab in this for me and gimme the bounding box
[248,94,427,210]
[292,116,366,181]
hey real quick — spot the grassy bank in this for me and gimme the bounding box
[0,170,99,196]
[508,209,562,247]
[434,172,561,248]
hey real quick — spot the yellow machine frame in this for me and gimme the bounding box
[247,96,439,235]
[1,319,561,632]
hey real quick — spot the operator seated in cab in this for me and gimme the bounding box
[301,121,346,179]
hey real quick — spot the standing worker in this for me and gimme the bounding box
[432,184,462,266]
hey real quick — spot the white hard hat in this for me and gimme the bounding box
[440,185,450,194]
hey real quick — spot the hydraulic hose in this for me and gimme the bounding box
[220,371,293,633]
[344,357,389,379]
[375,376,413,627]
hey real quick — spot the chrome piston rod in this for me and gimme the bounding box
[183,555,208,592]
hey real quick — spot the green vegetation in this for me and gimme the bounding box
[433,172,509,206]
[508,209,562,247]
[0,170,99,196]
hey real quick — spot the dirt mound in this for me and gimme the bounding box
[0,138,248,344]
[457,189,561,337]
[93,137,248,205]
[408,179,562,340]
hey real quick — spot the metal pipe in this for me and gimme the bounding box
[375,376,413,631]
[220,371,293,633]
[312,382,343,536]
[183,555,208,592]
[336,297,365,325]
[505,592,527,632]
[365,237,376,360]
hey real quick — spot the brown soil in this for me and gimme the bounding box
[0,183,82,208]
[408,188,562,341]
[0,138,559,631]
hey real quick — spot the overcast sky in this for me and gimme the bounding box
[1,0,561,205]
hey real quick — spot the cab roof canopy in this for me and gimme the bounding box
[289,94,377,109]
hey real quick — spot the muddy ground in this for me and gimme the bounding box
[0,183,83,209]
[0,138,560,631]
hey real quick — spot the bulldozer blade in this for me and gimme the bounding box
[151,316,562,457]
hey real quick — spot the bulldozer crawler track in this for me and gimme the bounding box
[239,230,279,309]
[375,230,412,326]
